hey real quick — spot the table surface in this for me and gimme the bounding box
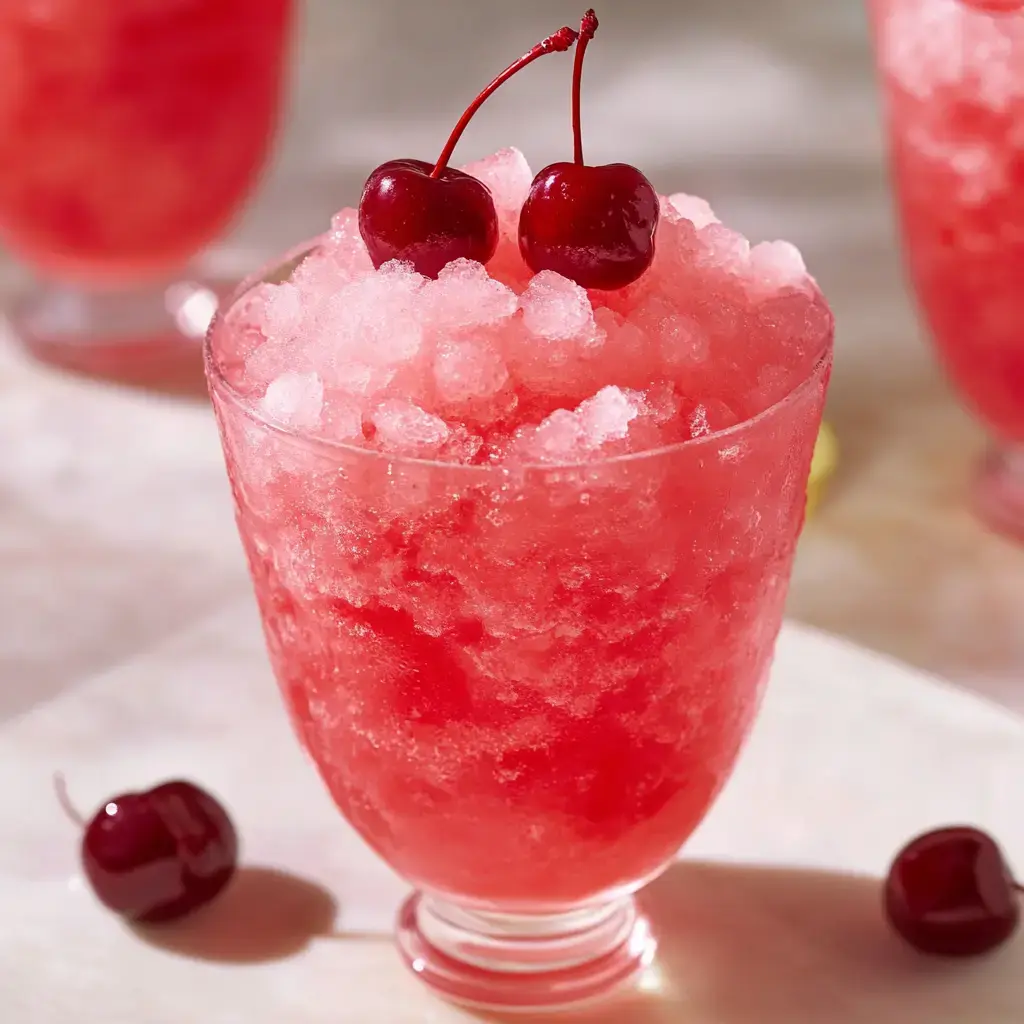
[2,601,1023,1023]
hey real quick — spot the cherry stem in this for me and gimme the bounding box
[53,772,87,829]
[572,10,599,166]
[431,25,578,178]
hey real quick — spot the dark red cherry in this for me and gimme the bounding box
[81,780,238,924]
[519,161,659,290]
[359,160,498,280]
[358,25,578,279]
[885,826,1020,957]
[519,10,659,291]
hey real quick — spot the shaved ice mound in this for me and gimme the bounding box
[216,148,832,464]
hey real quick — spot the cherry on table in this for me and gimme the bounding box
[885,825,1021,957]
[59,776,238,924]
[358,24,579,279]
[519,10,659,291]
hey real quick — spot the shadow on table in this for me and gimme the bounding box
[133,865,345,964]
[485,860,1024,1024]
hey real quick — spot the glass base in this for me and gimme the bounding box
[8,273,230,396]
[396,892,655,1013]
[974,443,1024,544]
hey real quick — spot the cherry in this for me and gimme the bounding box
[358,25,579,279]
[59,776,238,924]
[519,10,659,291]
[885,826,1021,957]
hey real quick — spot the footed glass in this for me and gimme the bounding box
[205,248,832,1012]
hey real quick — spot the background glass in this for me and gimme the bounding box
[0,0,293,389]
[869,0,1024,539]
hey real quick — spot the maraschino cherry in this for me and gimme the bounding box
[358,25,579,279]
[58,775,238,924]
[519,10,659,291]
[885,826,1021,957]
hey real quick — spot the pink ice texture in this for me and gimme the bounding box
[221,148,832,465]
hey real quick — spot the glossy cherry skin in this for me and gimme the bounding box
[82,780,238,924]
[885,826,1019,957]
[358,159,499,279]
[518,161,659,290]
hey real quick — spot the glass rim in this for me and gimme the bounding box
[204,236,833,475]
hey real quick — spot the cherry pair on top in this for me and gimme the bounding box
[358,10,659,292]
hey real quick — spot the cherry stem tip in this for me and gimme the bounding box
[543,26,579,53]
[53,772,87,828]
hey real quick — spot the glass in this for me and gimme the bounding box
[0,0,293,390]
[869,0,1024,540]
[206,245,832,1012]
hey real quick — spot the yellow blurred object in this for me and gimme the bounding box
[805,422,838,518]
